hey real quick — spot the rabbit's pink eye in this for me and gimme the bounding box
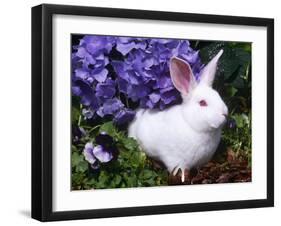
[199,100,207,107]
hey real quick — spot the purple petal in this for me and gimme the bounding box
[93,145,113,163]
[117,78,128,93]
[157,76,173,89]
[127,71,143,85]
[96,79,116,99]
[181,50,200,65]
[112,60,126,74]
[83,142,96,164]
[161,89,180,105]
[127,84,150,101]
[72,79,99,109]
[143,57,154,68]
[82,108,94,119]
[97,98,124,117]
[140,98,155,109]
[116,42,136,55]
[178,41,190,53]
[76,47,88,58]
[149,92,161,104]
[72,86,82,96]
[93,68,108,82]
[145,99,155,108]
[135,42,147,50]
[114,108,135,124]
[159,86,175,94]
[75,47,96,65]
[84,36,113,55]
[75,69,89,80]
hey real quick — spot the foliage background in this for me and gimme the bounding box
[71,37,252,190]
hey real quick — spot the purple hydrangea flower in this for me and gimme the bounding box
[72,35,204,124]
[95,78,116,99]
[72,79,99,110]
[116,37,147,55]
[96,98,124,117]
[114,108,135,125]
[111,38,203,110]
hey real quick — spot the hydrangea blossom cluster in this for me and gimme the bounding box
[72,35,204,124]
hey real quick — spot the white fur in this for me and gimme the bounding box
[128,50,227,182]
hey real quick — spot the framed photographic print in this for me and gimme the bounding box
[31,4,274,221]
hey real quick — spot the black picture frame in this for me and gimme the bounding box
[31,3,274,222]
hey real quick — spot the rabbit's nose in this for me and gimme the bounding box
[222,107,228,117]
[222,114,228,120]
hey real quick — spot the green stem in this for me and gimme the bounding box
[88,125,101,134]
[245,63,250,80]
[77,104,83,127]
[82,126,92,129]
[125,96,129,108]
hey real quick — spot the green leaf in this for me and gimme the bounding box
[76,160,88,173]
[96,171,110,188]
[72,172,85,189]
[72,152,88,173]
[122,137,138,151]
[229,42,251,52]
[124,173,137,187]
[200,42,251,86]
[72,145,78,153]
[232,113,249,128]
[113,175,122,186]
[199,42,225,64]
[225,85,238,97]
[99,121,115,136]
[141,169,156,180]
[234,115,243,128]
[72,152,82,166]
[72,106,80,124]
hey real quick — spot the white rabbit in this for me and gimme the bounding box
[128,50,228,182]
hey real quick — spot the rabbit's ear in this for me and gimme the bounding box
[170,57,196,95]
[199,49,223,86]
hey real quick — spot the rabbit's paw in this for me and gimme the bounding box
[168,168,190,185]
